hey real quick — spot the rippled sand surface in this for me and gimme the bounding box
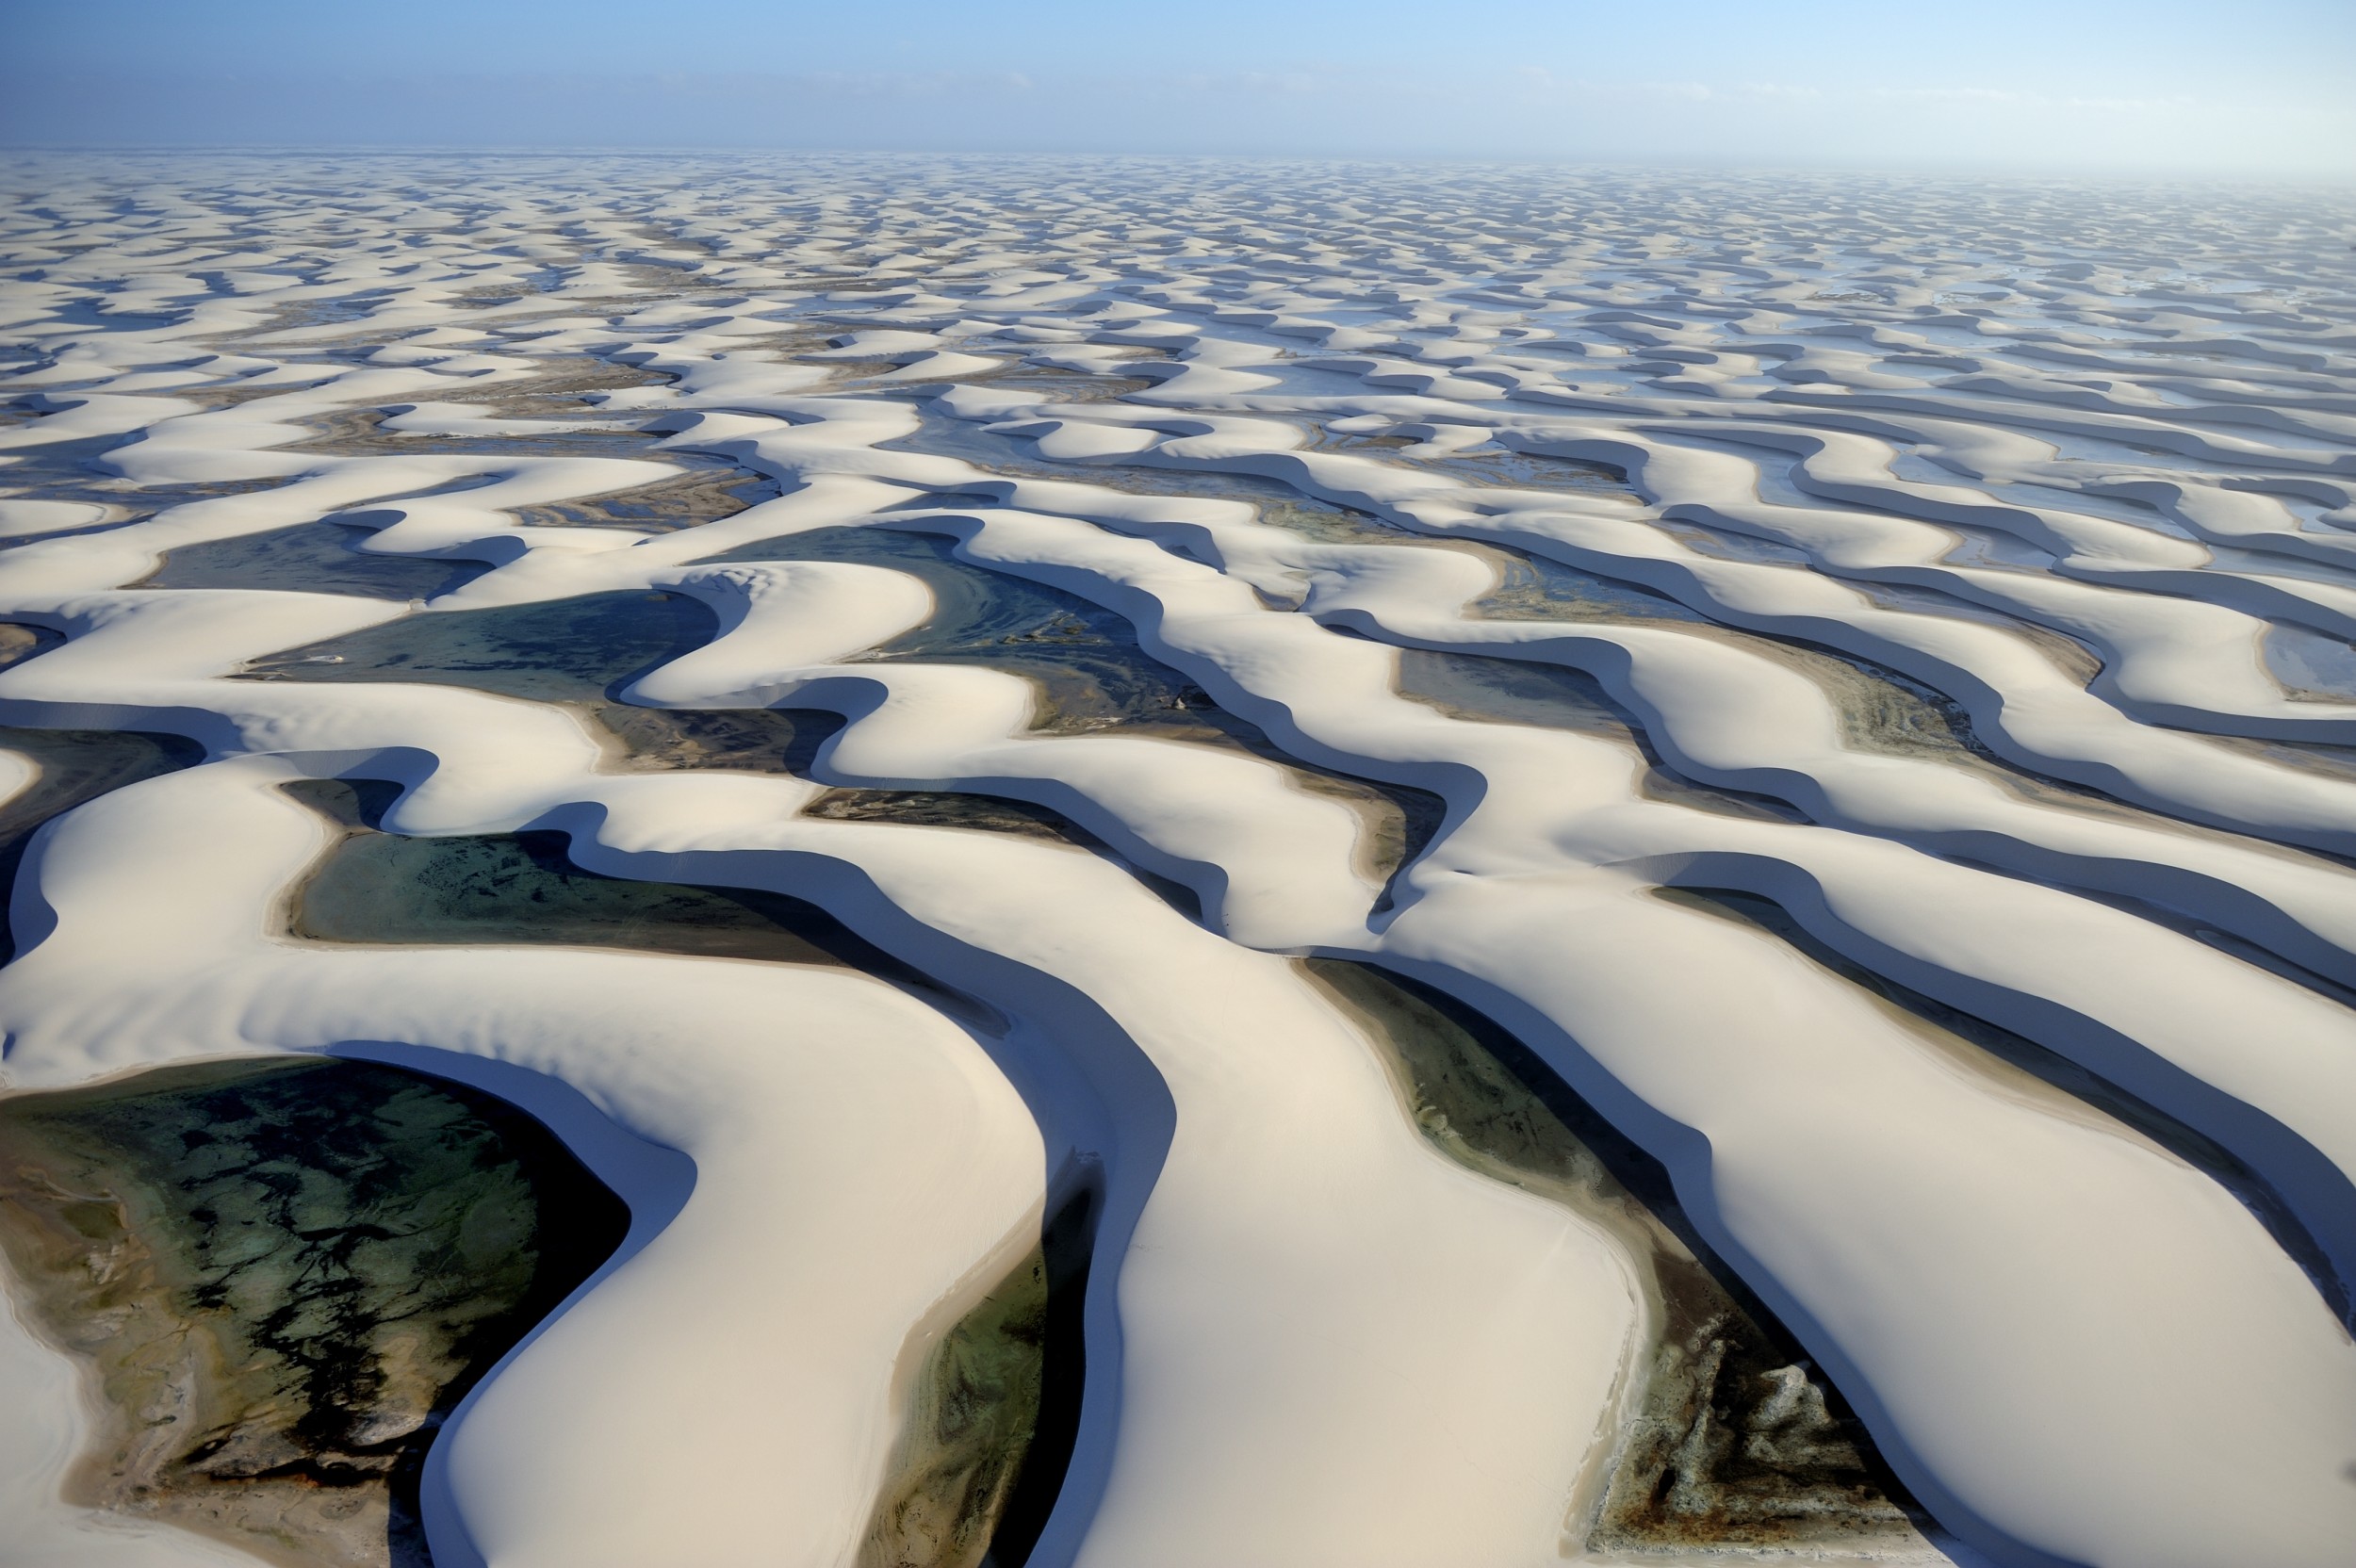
[2,152,2354,1568]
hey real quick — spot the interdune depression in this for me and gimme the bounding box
[1,153,2353,1568]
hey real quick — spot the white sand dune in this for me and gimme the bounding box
[1,758,1048,1568]
[3,153,2355,1568]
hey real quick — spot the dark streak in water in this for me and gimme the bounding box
[1417,446,1636,499]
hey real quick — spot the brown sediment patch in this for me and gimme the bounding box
[1699,628,2212,829]
[505,461,777,533]
[701,520,1218,742]
[1315,429,1418,453]
[1302,958,1930,1558]
[1250,497,1403,545]
[806,788,1101,844]
[0,620,64,670]
[1726,637,1986,766]
[469,355,676,408]
[1270,761,1449,888]
[0,1055,627,1568]
[823,357,933,385]
[1396,644,1641,740]
[586,701,839,775]
[867,597,1219,740]
[1653,516,1822,568]
[1302,416,1628,492]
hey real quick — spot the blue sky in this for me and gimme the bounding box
[2,0,2348,175]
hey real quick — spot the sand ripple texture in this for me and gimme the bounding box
[2,152,2355,1568]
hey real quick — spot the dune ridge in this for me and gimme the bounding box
[2,152,2353,1567]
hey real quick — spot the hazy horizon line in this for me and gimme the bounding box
[3,141,2348,190]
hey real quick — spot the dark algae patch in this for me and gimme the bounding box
[981,1180,1095,1568]
[296,823,849,969]
[284,778,998,1029]
[860,1179,1097,1568]
[0,1055,629,1568]
[1421,446,1636,499]
[238,591,717,703]
[1397,645,1642,737]
[139,521,486,601]
[860,1247,1048,1568]
[289,779,864,969]
[1305,959,1927,1556]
